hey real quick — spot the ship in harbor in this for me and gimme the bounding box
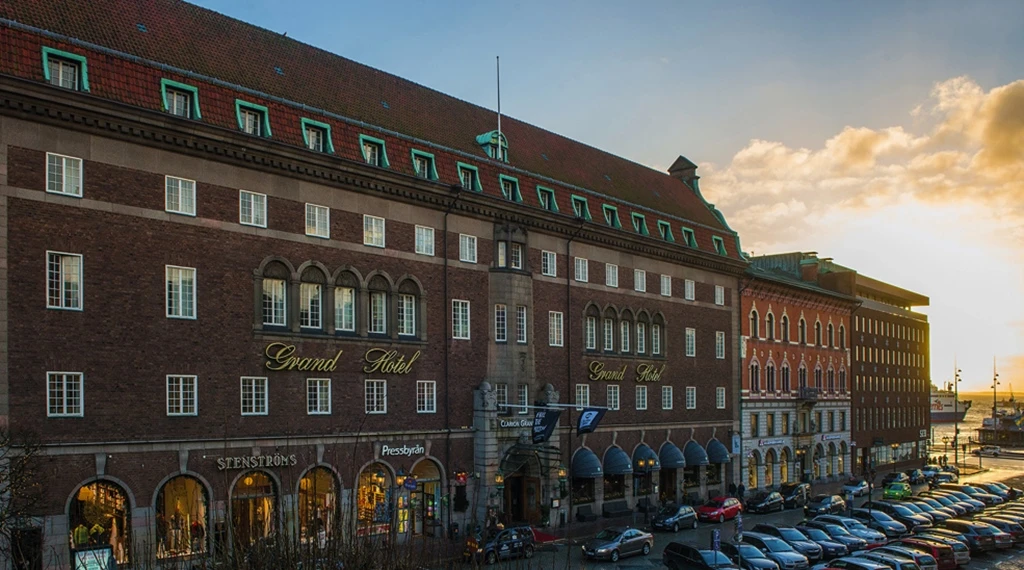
[931,382,972,423]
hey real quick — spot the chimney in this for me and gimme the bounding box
[799,253,820,283]
[668,155,700,192]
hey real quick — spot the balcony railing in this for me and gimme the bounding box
[797,387,820,401]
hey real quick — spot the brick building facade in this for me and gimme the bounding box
[0,1,749,567]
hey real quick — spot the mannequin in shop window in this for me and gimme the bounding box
[89,522,105,546]
[73,523,89,548]
[191,519,205,553]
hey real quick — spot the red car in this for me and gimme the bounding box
[696,496,743,523]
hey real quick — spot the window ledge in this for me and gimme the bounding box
[255,329,428,346]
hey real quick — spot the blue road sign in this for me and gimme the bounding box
[712,528,721,551]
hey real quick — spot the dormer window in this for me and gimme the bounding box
[602,205,621,228]
[499,175,522,202]
[42,47,89,91]
[411,150,438,180]
[476,130,508,162]
[712,236,727,255]
[537,186,558,212]
[657,221,674,242]
[301,119,334,153]
[570,195,592,220]
[457,163,482,192]
[359,135,389,167]
[631,213,649,236]
[161,79,201,119]
[235,100,271,137]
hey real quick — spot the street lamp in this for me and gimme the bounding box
[396,468,407,488]
[954,368,961,466]
[557,463,568,497]
[494,469,505,492]
[942,435,950,457]
[890,443,900,473]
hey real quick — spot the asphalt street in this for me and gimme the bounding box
[476,462,1024,570]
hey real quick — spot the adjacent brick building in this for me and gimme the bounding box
[0,1,749,567]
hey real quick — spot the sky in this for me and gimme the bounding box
[193,0,1024,391]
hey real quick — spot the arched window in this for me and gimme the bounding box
[334,271,360,334]
[839,325,846,349]
[299,266,327,331]
[766,313,775,340]
[748,452,759,489]
[367,275,391,336]
[298,467,340,545]
[651,313,666,356]
[814,366,823,390]
[584,305,601,352]
[232,471,278,549]
[602,307,617,352]
[71,481,132,565]
[780,449,790,483]
[827,324,834,347]
[261,261,290,328]
[798,365,808,389]
[357,464,393,534]
[156,475,208,559]
[814,321,822,346]
[636,313,650,355]
[765,363,776,392]
[781,315,790,342]
[750,362,761,392]
[827,368,835,392]
[764,450,776,487]
[839,369,847,393]
[749,310,760,339]
[396,279,422,338]
[619,310,633,354]
[781,364,791,392]
[799,318,807,344]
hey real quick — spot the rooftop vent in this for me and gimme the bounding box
[381,100,390,109]
[604,174,611,181]
[136,23,148,32]
[541,153,549,161]
[274,66,284,76]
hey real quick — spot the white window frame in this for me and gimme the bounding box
[685,279,696,301]
[305,125,326,152]
[716,331,726,359]
[262,278,286,326]
[574,257,589,282]
[452,299,471,340]
[510,243,523,270]
[47,371,83,417]
[305,203,330,238]
[662,386,673,410]
[603,319,614,351]
[166,88,192,118]
[517,384,530,414]
[239,190,267,228]
[585,316,596,350]
[363,215,386,248]
[620,321,630,352]
[240,376,268,416]
[634,269,646,292]
[636,385,648,410]
[496,242,507,268]
[166,265,196,319]
[48,57,80,90]
[417,381,437,414]
[541,251,557,277]
[166,375,198,416]
[685,327,696,357]
[165,176,196,216]
[516,305,528,344]
[549,311,564,347]
[46,251,83,310]
[415,225,435,256]
[335,287,355,332]
[686,386,697,410]
[716,387,726,409]
[652,324,662,355]
[495,383,509,410]
[575,384,590,410]
[495,304,507,342]
[369,291,387,334]
[365,379,387,414]
[240,108,263,136]
[715,285,725,306]
[660,274,672,297]
[607,385,620,411]
[46,152,83,197]
[397,293,416,336]
[306,378,331,415]
[459,234,477,263]
[605,264,618,287]
[636,322,646,354]
[299,283,322,329]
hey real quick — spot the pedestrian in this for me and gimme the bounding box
[729,482,737,497]
[737,483,746,506]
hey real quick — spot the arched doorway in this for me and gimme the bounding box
[70,480,132,565]
[780,448,790,483]
[812,444,824,479]
[410,458,443,536]
[747,450,761,489]
[764,449,776,488]
[500,446,542,525]
[231,471,277,550]
[356,463,393,536]
[839,442,848,475]
[155,475,208,559]
[298,467,339,547]
[827,443,837,477]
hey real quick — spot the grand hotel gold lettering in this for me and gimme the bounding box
[263,343,421,375]
[588,361,665,383]
[362,348,420,375]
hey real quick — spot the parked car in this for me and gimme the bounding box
[798,521,870,552]
[464,525,535,564]
[868,546,938,570]
[903,501,949,525]
[916,527,971,548]
[664,542,741,570]
[972,445,1001,457]
[653,504,699,532]
[974,517,1024,546]
[940,465,959,475]
[882,473,910,485]
[929,490,984,511]
[987,481,1023,500]
[916,494,967,516]
[937,484,1002,505]
[939,520,998,552]
[883,483,912,501]
[843,479,871,498]
[721,541,782,570]
[809,556,890,570]
[810,515,886,544]
[780,482,812,509]
[921,465,940,479]
[806,495,847,516]
[697,496,743,523]
[905,470,927,485]
[581,527,654,562]
[741,532,811,570]
[850,508,909,538]
[895,502,935,525]
[850,551,923,570]
[791,525,850,559]
[751,524,823,562]
[748,492,786,514]
[860,502,931,532]
[908,498,956,520]
[974,482,1012,501]
[913,533,971,567]
[928,473,957,486]
[885,538,956,570]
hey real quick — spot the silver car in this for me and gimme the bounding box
[581,527,653,562]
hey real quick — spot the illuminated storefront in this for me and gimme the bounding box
[155,476,208,559]
[357,463,392,536]
[298,467,339,547]
[409,460,442,536]
[231,471,277,549]
[69,481,131,566]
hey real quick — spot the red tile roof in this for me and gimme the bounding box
[0,0,737,246]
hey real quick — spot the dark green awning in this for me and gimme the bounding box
[632,444,661,473]
[603,446,633,476]
[683,440,710,467]
[707,438,731,464]
[659,442,686,469]
[571,448,602,479]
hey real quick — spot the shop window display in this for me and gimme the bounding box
[683,467,699,490]
[298,467,338,547]
[156,476,208,559]
[571,478,595,504]
[69,481,131,565]
[357,463,392,536]
[602,474,625,500]
[707,465,722,486]
[231,471,277,550]
[410,460,442,537]
[659,470,677,503]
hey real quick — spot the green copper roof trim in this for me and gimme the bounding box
[410,149,439,180]
[41,46,90,91]
[680,226,697,249]
[570,195,592,221]
[301,118,335,154]
[456,162,483,192]
[234,99,272,137]
[160,78,201,119]
[657,220,675,242]
[602,204,622,228]
[498,174,523,202]
[476,130,509,162]
[631,212,649,236]
[712,236,727,256]
[537,186,559,212]
[358,134,389,167]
